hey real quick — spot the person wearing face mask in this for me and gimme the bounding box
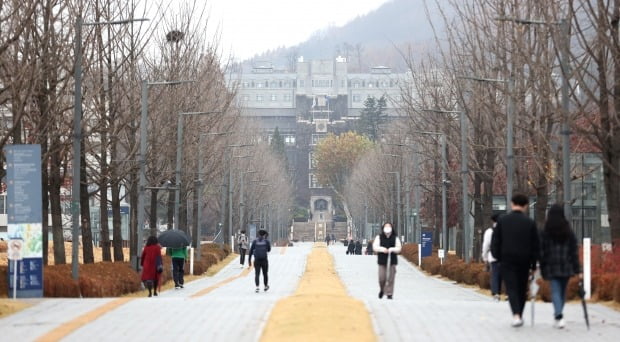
[372,222,402,299]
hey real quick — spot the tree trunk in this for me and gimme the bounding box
[127,171,138,261]
[99,132,111,261]
[603,159,620,242]
[149,188,159,236]
[49,146,65,264]
[167,189,174,230]
[79,138,94,263]
[473,173,483,262]
[41,139,49,265]
[111,179,124,261]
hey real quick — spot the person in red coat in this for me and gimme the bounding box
[141,236,162,297]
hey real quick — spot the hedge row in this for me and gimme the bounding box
[400,243,620,304]
[0,243,230,297]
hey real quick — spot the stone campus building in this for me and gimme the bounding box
[231,57,408,241]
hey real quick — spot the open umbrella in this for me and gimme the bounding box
[158,229,190,248]
[529,270,540,326]
[578,280,590,330]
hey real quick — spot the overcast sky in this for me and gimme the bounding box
[206,0,391,60]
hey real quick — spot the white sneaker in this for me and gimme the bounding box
[554,318,565,329]
[493,294,500,302]
[511,317,524,327]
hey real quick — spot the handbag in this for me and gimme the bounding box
[156,254,163,273]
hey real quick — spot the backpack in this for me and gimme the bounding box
[253,239,269,260]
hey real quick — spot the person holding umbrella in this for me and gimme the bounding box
[540,204,581,329]
[158,229,191,289]
[373,222,401,299]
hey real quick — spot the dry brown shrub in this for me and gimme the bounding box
[0,241,7,253]
[593,273,620,301]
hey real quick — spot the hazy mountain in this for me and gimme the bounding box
[244,0,450,72]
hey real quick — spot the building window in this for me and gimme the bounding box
[265,81,269,88]
[256,95,263,102]
[279,81,283,88]
[271,94,277,101]
[353,82,359,88]
[242,82,249,88]
[283,94,291,102]
[382,80,388,87]
[353,94,361,102]
[312,79,331,87]
[284,135,295,145]
[257,82,263,88]
[341,80,345,88]
[311,134,325,145]
[299,80,305,87]
[309,152,317,169]
[368,82,373,88]
[242,95,250,102]
[309,173,323,188]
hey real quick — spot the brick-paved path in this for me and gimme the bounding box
[329,244,620,342]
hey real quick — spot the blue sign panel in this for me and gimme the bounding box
[421,232,433,258]
[5,145,43,298]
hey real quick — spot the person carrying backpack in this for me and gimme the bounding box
[249,229,271,293]
[237,230,249,268]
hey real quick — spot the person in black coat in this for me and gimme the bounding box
[491,193,540,327]
[346,239,355,255]
[354,240,363,255]
[540,204,581,329]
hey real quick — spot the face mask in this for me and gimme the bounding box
[384,226,392,234]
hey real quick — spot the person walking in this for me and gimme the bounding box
[141,236,163,297]
[491,193,540,327]
[482,213,502,301]
[347,239,355,255]
[167,245,188,289]
[540,204,581,329]
[373,222,402,299]
[355,240,363,255]
[249,229,271,293]
[238,230,249,268]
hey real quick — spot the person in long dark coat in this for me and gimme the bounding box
[491,193,540,327]
[141,236,162,297]
[540,204,581,329]
[355,240,363,255]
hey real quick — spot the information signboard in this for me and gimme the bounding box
[5,145,43,298]
[421,232,433,258]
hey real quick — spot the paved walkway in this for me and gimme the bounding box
[1,244,311,341]
[329,244,620,342]
[2,243,620,341]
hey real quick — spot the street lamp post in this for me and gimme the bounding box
[136,79,194,270]
[72,16,147,279]
[174,111,221,232]
[239,170,257,238]
[496,16,572,221]
[387,171,401,236]
[228,152,252,249]
[423,108,470,260]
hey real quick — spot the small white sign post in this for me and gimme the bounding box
[438,249,445,265]
[418,244,422,266]
[583,238,591,299]
[8,239,23,300]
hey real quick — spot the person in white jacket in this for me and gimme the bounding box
[482,213,502,301]
[373,222,402,299]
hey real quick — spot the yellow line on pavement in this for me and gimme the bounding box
[260,242,376,342]
[35,297,133,342]
[191,267,252,298]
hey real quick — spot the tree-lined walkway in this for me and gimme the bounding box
[2,243,620,341]
[329,245,620,341]
[0,244,309,341]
